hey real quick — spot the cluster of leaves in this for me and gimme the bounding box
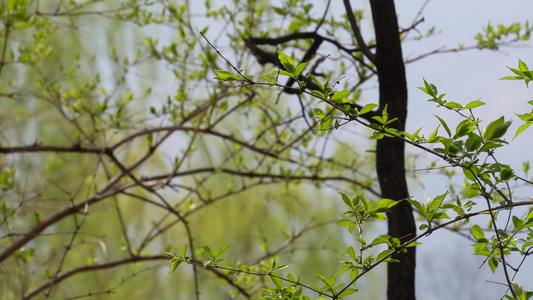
[3,1,533,299]
[407,192,450,231]
[470,209,533,300]
[165,192,402,299]
[476,22,533,50]
[205,55,533,299]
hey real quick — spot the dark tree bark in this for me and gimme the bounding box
[244,1,417,298]
[370,0,417,299]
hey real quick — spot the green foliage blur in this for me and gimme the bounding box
[0,1,376,298]
[1,1,533,299]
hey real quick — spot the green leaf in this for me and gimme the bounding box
[354,194,365,206]
[509,282,530,300]
[485,116,504,140]
[420,79,437,97]
[413,127,423,139]
[273,263,289,271]
[270,273,283,288]
[200,245,212,256]
[463,167,477,181]
[277,51,295,73]
[488,257,498,273]
[441,203,458,209]
[428,192,448,214]
[465,184,479,198]
[309,74,323,90]
[499,75,525,81]
[258,288,273,294]
[213,246,230,257]
[315,274,328,285]
[373,198,398,213]
[376,249,394,261]
[513,121,532,140]
[454,117,478,139]
[336,219,353,227]
[464,100,485,109]
[330,90,351,102]
[339,288,358,297]
[294,62,309,77]
[407,199,427,218]
[180,244,188,258]
[435,115,451,137]
[343,104,353,115]
[341,97,354,104]
[500,167,514,181]
[432,212,450,220]
[526,208,533,222]
[319,115,334,136]
[272,70,294,78]
[372,213,387,220]
[479,142,503,152]
[170,259,182,274]
[371,235,392,246]
[213,69,242,81]
[311,90,325,98]
[402,131,414,141]
[406,241,422,247]
[465,134,482,152]
[287,273,295,281]
[428,125,440,143]
[259,75,274,83]
[359,103,378,115]
[507,67,524,76]
[512,216,524,230]
[372,116,385,125]
[471,224,485,240]
[370,132,384,140]
[340,192,353,208]
[313,108,326,119]
[516,112,533,122]
[445,102,462,109]
[347,247,356,259]
[519,59,530,73]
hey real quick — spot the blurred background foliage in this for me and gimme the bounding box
[0,0,380,298]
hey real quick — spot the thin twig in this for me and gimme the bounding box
[342,0,375,62]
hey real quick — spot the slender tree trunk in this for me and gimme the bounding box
[369,1,417,299]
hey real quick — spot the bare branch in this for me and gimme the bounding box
[342,0,376,62]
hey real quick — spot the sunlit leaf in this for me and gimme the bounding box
[277,51,295,73]
[471,224,485,240]
[213,69,242,81]
[269,273,283,288]
[464,100,485,109]
[359,103,378,115]
[330,90,351,102]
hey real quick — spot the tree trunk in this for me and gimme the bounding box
[369,1,417,299]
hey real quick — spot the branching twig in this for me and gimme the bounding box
[342,0,375,62]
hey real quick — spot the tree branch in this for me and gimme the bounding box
[342,0,376,62]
